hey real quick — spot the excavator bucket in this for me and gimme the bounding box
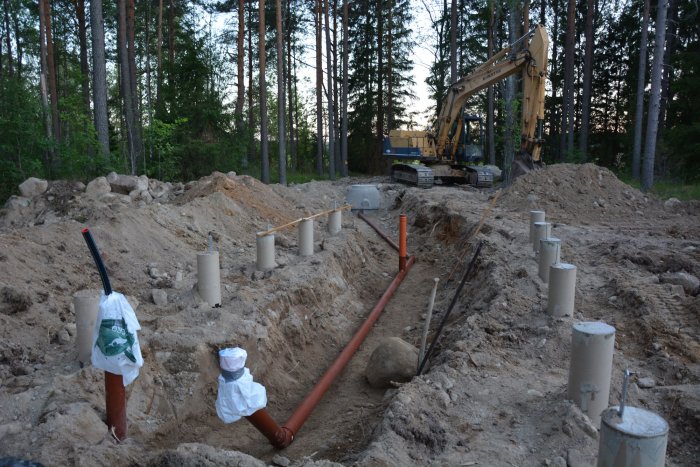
[510,151,544,181]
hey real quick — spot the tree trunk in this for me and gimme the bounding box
[340,0,348,177]
[3,0,13,77]
[235,0,245,126]
[641,0,668,191]
[286,0,296,171]
[375,0,384,173]
[259,0,269,183]
[487,0,495,165]
[315,0,323,176]
[43,0,60,144]
[449,0,456,83]
[117,0,138,174]
[247,0,254,170]
[324,0,335,179]
[38,0,54,172]
[126,0,142,163]
[657,0,678,150]
[276,0,286,184]
[168,0,174,70]
[90,0,110,159]
[562,0,576,157]
[504,4,516,183]
[632,0,649,180]
[578,0,595,158]
[156,0,163,114]
[74,0,90,117]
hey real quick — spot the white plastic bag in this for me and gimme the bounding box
[215,348,267,423]
[91,292,143,386]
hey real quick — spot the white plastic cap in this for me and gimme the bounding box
[219,347,247,371]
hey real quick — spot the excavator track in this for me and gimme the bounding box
[391,164,434,188]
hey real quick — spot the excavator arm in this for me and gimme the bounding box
[432,25,549,164]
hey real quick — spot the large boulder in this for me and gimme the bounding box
[106,172,148,195]
[85,176,112,196]
[365,337,418,388]
[18,177,48,198]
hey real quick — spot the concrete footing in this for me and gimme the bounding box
[328,210,342,235]
[197,251,222,307]
[299,219,314,256]
[568,321,615,426]
[73,289,101,364]
[529,210,545,243]
[547,263,577,316]
[533,221,551,253]
[256,234,275,271]
[538,238,561,283]
[597,406,668,467]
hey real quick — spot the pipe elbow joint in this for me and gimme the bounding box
[272,426,294,449]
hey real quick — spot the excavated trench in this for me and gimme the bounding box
[136,190,491,464]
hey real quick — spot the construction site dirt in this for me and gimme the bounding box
[0,164,698,466]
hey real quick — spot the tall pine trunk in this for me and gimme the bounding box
[235,0,245,125]
[324,0,335,179]
[259,0,269,183]
[632,0,650,180]
[449,0,456,83]
[315,0,323,176]
[504,4,517,183]
[117,0,138,174]
[90,0,110,159]
[641,0,669,191]
[375,0,384,173]
[487,0,495,165]
[156,0,163,114]
[276,0,286,184]
[340,0,348,177]
[562,0,576,157]
[578,0,595,158]
[38,0,54,171]
[42,0,59,145]
[247,0,254,171]
[3,0,12,77]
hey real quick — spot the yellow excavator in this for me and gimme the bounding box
[384,25,549,188]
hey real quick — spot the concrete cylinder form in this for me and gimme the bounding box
[298,219,314,256]
[73,289,101,364]
[568,321,616,426]
[529,210,545,242]
[327,210,342,235]
[547,263,577,317]
[538,237,561,283]
[532,221,551,253]
[256,234,276,271]
[597,406,668,467]
[197,251,222,307]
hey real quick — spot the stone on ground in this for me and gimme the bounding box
[365,337,418,388]
[18,178,48,198]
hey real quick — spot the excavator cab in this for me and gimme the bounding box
[456,114,484,164]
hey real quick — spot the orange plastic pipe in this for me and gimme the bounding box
[399,214,407,271]
[248,256,416,449]
[357,211,399,251]
[105,371,127,441]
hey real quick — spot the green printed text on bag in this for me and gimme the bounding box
[95,318,137,362]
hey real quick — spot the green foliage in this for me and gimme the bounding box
[0,77,47,201]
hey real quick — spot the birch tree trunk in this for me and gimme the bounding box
[340,0,348,177]
[562,0,576,156]
[324,0,335,179]
[315,0,323,176]
[235,0,245,125]
[487,0,495,165]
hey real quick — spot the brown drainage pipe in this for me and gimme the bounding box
[247,216,414,449]
[399,214,407,271]
[81,228,128,441]
[357,211,399,251]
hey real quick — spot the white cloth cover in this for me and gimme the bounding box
[215,368,267,423]
[219,347,247,371]
[91,292,143,386]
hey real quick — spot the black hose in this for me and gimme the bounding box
[417,241,483,375]
[81,228,113,295]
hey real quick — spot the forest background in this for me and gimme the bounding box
[0,0,698,203]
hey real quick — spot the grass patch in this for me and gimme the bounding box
[617,174,700,201]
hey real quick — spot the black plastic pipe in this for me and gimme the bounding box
[81,228,112,295]
[417,241,483,375]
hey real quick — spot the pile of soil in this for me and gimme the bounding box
[0,164,697,466]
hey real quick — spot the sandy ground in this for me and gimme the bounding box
[0,164,698,466]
